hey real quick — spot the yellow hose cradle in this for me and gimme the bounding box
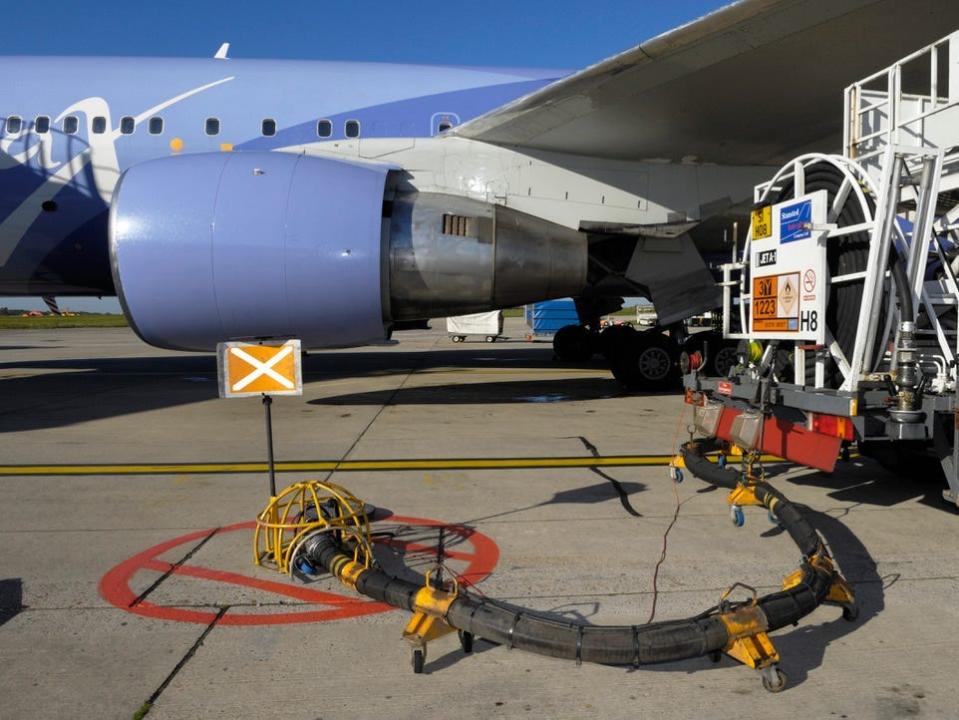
[403,571,461,668]
[727,483,765,509]
[719,605,779,670]
[716,583,780,672]
[782,551,857,618]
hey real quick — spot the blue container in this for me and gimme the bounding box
[525,299,580,336]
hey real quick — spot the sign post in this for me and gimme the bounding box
[263,394,277,496]
[216,339,303,498]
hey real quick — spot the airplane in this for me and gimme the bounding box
[2,0,958,390]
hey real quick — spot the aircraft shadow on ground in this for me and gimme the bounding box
[310,377,628,406]
[0,347,619,433]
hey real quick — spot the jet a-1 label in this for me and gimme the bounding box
[756,249,777,267]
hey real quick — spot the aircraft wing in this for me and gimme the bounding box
[456,0,959,165]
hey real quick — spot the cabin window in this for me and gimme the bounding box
[205,117,220,136]
[344,119,360,138]
[5,116,22,134]
[148,116,163,135]
[120,116,135,135]
[261,118,276,136]
[91,116,107,134]
[35,116,50,134]
[437,121,452,133]
[317,119,332,138]
[63,116,79,134]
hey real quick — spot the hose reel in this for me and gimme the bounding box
[741,154,909,389]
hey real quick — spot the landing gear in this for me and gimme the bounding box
[553,324,594,362]
[609,331,679,391]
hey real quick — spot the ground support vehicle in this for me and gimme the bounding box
[446,311,504,343]
[684,31,959,508]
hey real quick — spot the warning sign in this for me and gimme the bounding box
[752,273,800,332]
[217,339,302,398]
[749,190,827,342]
[100,516,499,626]
[778,273,798,317]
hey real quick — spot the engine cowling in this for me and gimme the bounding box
[110,152,587,351]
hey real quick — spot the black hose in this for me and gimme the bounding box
[302,442,839,666]
[891,252,914,325]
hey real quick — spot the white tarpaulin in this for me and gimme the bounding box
[446,311,503,336]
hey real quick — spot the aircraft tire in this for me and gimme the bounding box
[610,331,679,391]
[553,324,593,362]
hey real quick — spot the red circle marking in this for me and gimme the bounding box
[803,269,816,293]
[100,515,499,626]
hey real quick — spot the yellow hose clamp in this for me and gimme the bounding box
[337,559,368,589]
[717,583,780,671]
[809,552,858,619]
[414,569,459,616]
[403,568,463,672]
[727,483,763,508]
[719,581,759,610]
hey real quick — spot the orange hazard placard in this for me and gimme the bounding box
[752,273,800,333]
[217,339,302,397]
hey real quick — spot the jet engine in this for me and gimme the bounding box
[110,152,586,350]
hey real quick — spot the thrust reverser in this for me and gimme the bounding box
[109,152,587,351]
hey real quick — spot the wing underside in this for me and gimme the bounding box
[457,0,959,165]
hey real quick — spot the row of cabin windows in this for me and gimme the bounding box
[4,115,362,139]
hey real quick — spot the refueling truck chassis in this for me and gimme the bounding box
[684,31,959,509]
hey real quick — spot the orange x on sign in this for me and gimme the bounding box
[217,339,303,398]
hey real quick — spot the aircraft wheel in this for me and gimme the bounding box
[599,324,636,358]
[553,324,593,362]
[610,331,679,391]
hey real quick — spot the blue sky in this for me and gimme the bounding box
[6,1,726,66]
[5,0,727,312]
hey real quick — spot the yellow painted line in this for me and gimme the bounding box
[0,454,785,477]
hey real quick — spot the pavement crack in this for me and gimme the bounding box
[129,528,219,608]
[132,605,229,719]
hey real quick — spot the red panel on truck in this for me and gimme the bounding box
[716,408,841,473]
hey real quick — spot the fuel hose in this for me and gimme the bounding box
[302,440,841,665]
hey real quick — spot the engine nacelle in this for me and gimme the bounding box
[111,152,391,351]
[111,152,587,351]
